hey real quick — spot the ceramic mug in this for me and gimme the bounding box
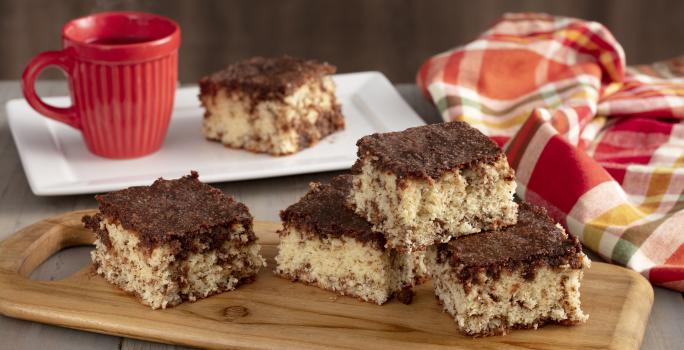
[21,11,181,159]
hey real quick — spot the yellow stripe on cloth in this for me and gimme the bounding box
[674,153,684,166]
[582,203,644,253]
[600,52,623,82]
[643,167,676,202]
[583,167,675,253]
[456,113,531,130]
[451,90,591,130]
[601,82,623,98]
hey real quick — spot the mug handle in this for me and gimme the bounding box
[21,50,80,129]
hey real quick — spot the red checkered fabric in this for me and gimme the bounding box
[417,13,684,291]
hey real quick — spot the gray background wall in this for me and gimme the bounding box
[2,0,683,84]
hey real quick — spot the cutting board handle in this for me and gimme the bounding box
[0,210,95,277]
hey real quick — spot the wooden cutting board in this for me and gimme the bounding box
[0,210,653,350]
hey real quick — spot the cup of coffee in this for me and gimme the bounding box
[21,11,181,159]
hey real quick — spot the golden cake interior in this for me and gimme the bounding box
[91,218,265,309]
[201,76,343,155]
[351,154,517,251]
[275,225,427,305]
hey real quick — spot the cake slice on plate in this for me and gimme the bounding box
[82,171,265,309]
[426,201,590,336]
[275,175,427,305]
[199,55,345,156]
[349,121,518,251]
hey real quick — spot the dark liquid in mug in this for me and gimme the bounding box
[86,36,151,45]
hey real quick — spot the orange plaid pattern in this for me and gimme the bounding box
[417,13,684,291]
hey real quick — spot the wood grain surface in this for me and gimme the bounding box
[3,1,684,83]
[0,210,654,350]
[0,81,681,349]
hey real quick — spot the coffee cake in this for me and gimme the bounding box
[349,121,517,251]
[199,56,345,155]
[275,175,427,305]
[426,201,589,336]
[82,172,265,309]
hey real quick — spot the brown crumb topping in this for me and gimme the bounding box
[279,175,386,249]
[435,201,585,282]
[199,55,336,101]
[82,171,255,253]
[351,121,503,180]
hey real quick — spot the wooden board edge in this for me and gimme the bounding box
[0,298,241,350]
[0,261,656,350]
[606,268,654,350]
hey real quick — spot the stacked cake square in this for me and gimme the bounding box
[275,175,428,304]
[350,121,518,250]
[275,121,589,336]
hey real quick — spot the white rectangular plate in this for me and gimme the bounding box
[7,72,425,196]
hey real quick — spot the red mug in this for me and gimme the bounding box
[22,11,181,159]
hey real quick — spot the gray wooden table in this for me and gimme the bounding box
[0,81,682,350]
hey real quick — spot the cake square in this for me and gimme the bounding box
[349,121,517,251]
[82,172,265,309]
[275,175,428,305]
[426,201,589,336]
[199,55,345,156]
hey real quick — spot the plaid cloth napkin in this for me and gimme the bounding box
[417,13,684,291]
